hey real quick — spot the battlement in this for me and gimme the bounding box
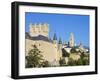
[29,23,49,37]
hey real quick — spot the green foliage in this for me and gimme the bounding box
[41,61,50,67]
[26,44,90,67]
[68,58,77,66]
[80,52,89,65]
[67,57,89,66]
[59,58,66,66]
[76,59,83,65]
[26,45,47,68]
[82,58,89,65]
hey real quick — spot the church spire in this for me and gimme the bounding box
[53,33,57,40]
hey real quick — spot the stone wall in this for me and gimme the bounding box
[25,39,62,64]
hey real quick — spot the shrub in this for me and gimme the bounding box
[68,58,77,66]
[41,61,50,67]
[59,58,66,66]
[26,45,44,68]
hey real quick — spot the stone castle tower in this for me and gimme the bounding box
[29,23,49,37]
[69,33,75,47]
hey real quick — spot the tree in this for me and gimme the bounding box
[26,45,44,68]
[76,59,83,65]
[80,52,85,59]
[41,61,50,67]
[59,58,66,66]
[68,58,77,66]
[82,58,89,65]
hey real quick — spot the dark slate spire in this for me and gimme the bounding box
[53,33,57,40]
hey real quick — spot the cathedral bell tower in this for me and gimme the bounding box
[69,33,75,47]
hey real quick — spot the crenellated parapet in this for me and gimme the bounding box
[29,23,49,37]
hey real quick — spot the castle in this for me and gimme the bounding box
[25,23,89,67]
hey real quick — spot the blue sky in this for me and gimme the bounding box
[25,12,89,47]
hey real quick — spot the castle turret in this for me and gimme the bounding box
[53,33,57,44]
